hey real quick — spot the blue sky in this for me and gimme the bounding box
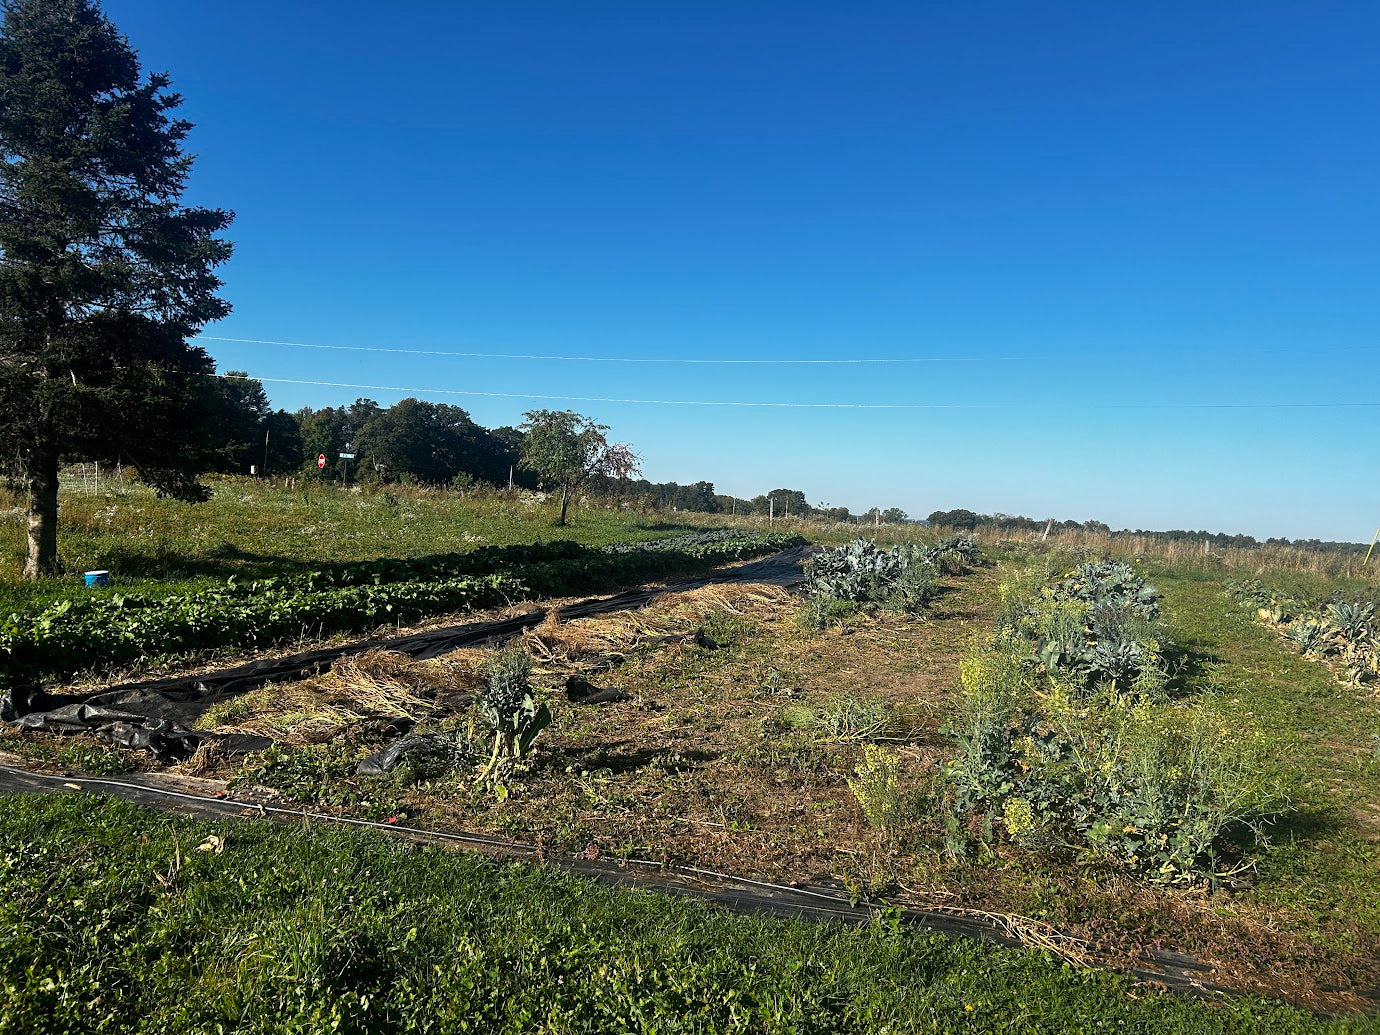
[104,1,1378,541]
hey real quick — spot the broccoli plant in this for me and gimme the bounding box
[475,647,551,782]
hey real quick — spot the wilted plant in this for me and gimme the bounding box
[1287,619,1325,654]
[816,696,896,741]
[1327,601,1374,643]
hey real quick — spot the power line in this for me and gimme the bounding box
[215,373,1380,411]
[198,333,1380,366]
[198,335,985,364]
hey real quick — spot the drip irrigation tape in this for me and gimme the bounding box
[5,547,813,755]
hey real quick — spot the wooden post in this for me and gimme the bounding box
[1364,528,1380,566]
[769,497,774,524]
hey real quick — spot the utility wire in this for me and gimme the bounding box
[215,372,1380,411]
[199,333,1379,365]
[199,335,984,364]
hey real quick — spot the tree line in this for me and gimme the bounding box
[926,509,1368,555]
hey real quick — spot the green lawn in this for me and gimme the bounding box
[1,792,1368,1035]
[1147,564,1380,953]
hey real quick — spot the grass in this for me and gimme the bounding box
[1144,562,1380,947]
[0,791,1367,1035]
[0,475,716,613]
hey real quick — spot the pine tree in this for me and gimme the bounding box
[0,0,233,577]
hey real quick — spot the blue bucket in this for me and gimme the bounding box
[84,570,110,588]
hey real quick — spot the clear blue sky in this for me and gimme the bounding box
[105,1,1378,541]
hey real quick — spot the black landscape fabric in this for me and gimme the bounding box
[1,547,810,758]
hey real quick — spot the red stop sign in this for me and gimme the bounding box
[317,454,326,469]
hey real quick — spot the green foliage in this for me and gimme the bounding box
[941,563,1288,884]
[1004,559,1169,700]
[476,647,550,778]
[803,537,963,618]
[816,697,896,741]
[0,794,1342,1035]
[519,409,639,525]
[0,529,801,681]
[0,0,234,576]
[1229,579,1379,689]
[797,594,865,630]
[0,571,522,682]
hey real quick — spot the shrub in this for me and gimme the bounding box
[940,563,1287,884]
[802,538,962,621]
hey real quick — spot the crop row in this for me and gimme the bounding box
[0,530,803,683]
[1227,579,1377,689]
[941,558,1283,884]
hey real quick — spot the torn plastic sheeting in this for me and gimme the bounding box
[565,674,629,705]
[2,546,810,756]
[355,735,451,776]
[8,698,270,759]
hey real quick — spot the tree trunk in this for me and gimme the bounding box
[557,485,572,526]
[23,438,60,580]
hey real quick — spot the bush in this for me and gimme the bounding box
[802,537,968,622]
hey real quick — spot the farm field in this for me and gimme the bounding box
[0,476,726,615]
[2,791,1368,1035]
[2,481,1379,1028]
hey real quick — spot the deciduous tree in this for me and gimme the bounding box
[518,410,638,526]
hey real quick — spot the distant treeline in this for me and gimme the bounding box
[207,380,915,520]
[203,376,1363,553]
[926,509,1368,555]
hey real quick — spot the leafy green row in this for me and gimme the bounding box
[942,557,1283,884]
[0,530,802,682]
[0,573,522,683]
[1227,579,1377,688]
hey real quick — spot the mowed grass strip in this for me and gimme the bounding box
[1147,565,1380,949]
[0,793,1366,1035]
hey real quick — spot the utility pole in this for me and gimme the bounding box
[263,429,270,477]
[769,497,774,524]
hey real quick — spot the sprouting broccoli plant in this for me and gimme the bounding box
[475,647,551,781]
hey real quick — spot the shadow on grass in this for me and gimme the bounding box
[1162,642,1226,692]
[545,741,722,776]
[90,521,717,586]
